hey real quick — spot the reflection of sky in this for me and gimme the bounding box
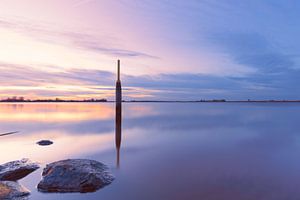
[2,103,300,199]
[0,103,114,122]
[0,103,156,163]
[1,1,300,100]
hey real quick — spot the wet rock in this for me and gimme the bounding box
[38,159,114,193]
[0,181,30,200]
[37,140,53,146]
[0,158,40,181]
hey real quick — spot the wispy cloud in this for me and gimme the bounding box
[208,32,296,74]
[0,61,292,100]
[0,16,157,59]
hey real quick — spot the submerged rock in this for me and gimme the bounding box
[38,159,114,193]
[0,181,30,200]
[0,158,40,181]
[37,140,53,146]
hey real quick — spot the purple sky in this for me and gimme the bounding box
[1,0,300,100]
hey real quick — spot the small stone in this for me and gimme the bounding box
[0,158,40,181]
[0,181,30,200]
[37,140,53,146]
[38,159,114,193]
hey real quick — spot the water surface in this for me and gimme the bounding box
[1,102,300,200]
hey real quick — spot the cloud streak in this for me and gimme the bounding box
[209,32,296,73]
[1,61,295,101]
[0,16,157,59]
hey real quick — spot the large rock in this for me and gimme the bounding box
[0,181,30,200]
[37,159,114,193]
[0,159,40,181]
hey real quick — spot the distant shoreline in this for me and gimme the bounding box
[125,100,300,103]
[1,100,300,103]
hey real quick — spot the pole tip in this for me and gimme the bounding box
[117,60,120,81]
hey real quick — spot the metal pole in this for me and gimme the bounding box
[115,60,122,168]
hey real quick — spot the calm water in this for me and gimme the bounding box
[1,102,300,200]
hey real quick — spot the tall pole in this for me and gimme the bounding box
[116,59,122,106]
[115,59,122,168]
[117,60,120,81]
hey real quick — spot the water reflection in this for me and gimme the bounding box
[0,103,114,122]
[0,103,116,164]
[2,102,300,200]
[115,101,122,168]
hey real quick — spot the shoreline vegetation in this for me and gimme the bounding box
[0,97,108,102]
[1,97,300,103]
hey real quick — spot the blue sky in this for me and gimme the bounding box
[0,0,300,100]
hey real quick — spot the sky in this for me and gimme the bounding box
[0,0,300,100]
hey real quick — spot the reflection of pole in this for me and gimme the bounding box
[115,60,122,168]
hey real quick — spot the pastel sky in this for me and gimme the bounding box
[1,0,300,100]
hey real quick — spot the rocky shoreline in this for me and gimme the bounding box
[0,158,114,199]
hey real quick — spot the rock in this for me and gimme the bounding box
[0,181,30,200]
[0,159,40,181]
[38,159,114,193]
[37,140,53,146]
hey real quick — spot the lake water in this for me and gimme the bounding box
[1,102,300,200]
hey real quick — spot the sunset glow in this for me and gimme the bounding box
[2,2,300,199]
[1,0,300,100]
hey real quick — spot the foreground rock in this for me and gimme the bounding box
[38,159,114,193]
[0,181,30,200]
[0,159,40,181]
[37,140,53,146]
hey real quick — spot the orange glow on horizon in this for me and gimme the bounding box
[0,103,114,122]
